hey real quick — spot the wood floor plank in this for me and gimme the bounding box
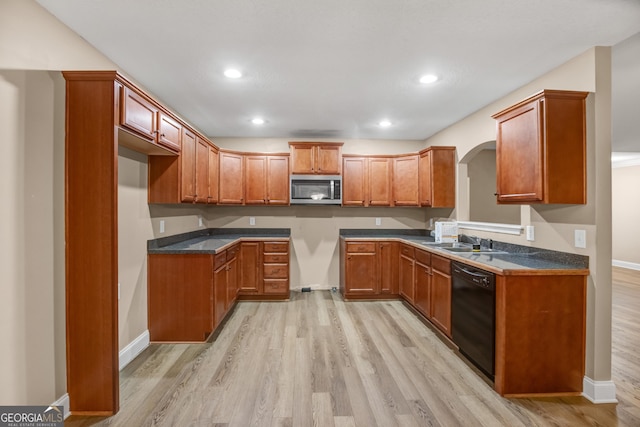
[66,270,640,427]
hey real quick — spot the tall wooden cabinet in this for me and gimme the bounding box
[289,142,343,174]
[493,90,588,204]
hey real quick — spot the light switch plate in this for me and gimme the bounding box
[575,229,587,248]
[249,217,256,226]
[375,218,381,226]
[526,225,535,241]
[198,216,203,227]
[159,220,165,233]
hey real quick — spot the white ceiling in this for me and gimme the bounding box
[36,0,640,146]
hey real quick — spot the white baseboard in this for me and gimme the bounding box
[582,377,618,403]
[612,259,640,271]
[119,330,150,371]
[52,393,70,419]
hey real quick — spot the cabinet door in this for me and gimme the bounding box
[430,148,456,208]
[368,157,392,206]
[393,155,419,206]
[121,87,158,141]
[342,157,367,206]
[219,151,244,204]
[227,256,239,308]
[207,146,219,204]
[180,128,197,202]
[157,112,181,153]
[345,252,378,295]
[239,242,261,294]
[317,145,341,174]
[267,156,290,205]
[195,137,209,204]
[495,100,543,203]
[245,155,267,204]
[431,255,452,337]
[419,150,432,206]
[379,242,397,294]
[290,144,315,174]
[213,264,227,328]
[414,261,431,317]
[399,252,415,303]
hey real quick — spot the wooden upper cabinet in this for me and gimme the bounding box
[219,150,245,204]
[207,146,219,204]
[266,155,290,205]
[121,86,157,140]
[245,155,268,205]
[157,112,182,153]
[343,156,392,207]
[244,155,290,205]
[289,142,343,174]
[392,155,419,206]
[180,128,197,203]
[493,90,588,204]
[419,147,456,208]
[368,157,392,206]
[195,137,210,204]
[119,86,180,155]
[342,157,367,206]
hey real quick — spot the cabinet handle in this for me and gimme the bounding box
[160,133,166,137]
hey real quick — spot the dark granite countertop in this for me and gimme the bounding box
[148,228,290,255]
[339,229,589,275]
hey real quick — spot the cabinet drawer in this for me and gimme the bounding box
[214,252,227,270]
[263,279,289,294]
[264,263,288,279]
[264,253,289,263]
[264,242,288,253]
[400,244,415,258]
[415,249,431,266]
[226,244,240,261]
[431,254,451,273]
[346,242,376,253]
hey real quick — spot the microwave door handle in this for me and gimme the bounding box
[330,180,334,200]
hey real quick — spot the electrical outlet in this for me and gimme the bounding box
[526,225,535,241]
[198,216,203,227]
[575,229,587,248]
[249,217,256,226]
[159,220,165,233]
[118,282,121,300]
[375,218,381,226]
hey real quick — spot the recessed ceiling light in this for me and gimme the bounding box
[419,74,438,84]
[224,69,242,79]
[379,120,392,127]
[251,117,265,125]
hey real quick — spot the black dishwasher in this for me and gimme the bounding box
[451,261,496,379]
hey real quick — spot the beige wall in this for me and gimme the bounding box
[466,149,520,224]
[1,0,120,406]
[612,164,640,266]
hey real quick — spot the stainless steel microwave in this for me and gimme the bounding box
[290,175,342,205]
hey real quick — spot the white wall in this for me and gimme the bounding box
[612,164,640,268]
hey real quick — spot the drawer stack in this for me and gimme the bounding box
[263,242,290,295]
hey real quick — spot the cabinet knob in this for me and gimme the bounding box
[494,193,499,196]
[161,133,166,137]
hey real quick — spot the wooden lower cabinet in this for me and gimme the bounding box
[399,244,416,303]
[414,250,432,317]
[238,240,290,300]
[494,274,586,396]
[148,254,214,342]
[340,240,399,299]
[430,255,452,337]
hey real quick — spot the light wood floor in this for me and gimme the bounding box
[67,268,640,426]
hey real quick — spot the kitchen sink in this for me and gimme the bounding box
[420,242,469,248]
[443,247,507,254]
